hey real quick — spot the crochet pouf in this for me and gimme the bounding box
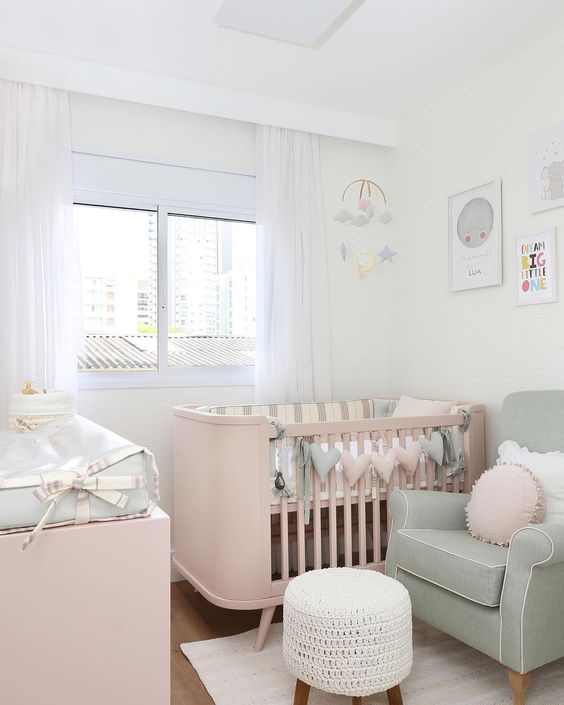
[283,568,412,699]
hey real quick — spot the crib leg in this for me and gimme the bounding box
[255,606,276,651]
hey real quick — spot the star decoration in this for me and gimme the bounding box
[378,245,397,263]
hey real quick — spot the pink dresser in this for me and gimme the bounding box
[0,509,170,705]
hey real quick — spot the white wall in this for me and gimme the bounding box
[320,136,396,399]
[78,385,254,528]
[72,94,394,533]
[70,92,256,175]
[389,30,564,465]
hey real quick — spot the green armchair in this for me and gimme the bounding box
[386,391,564,705]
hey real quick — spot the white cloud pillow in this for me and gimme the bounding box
[392,395,455,417]
[498,440,564,524]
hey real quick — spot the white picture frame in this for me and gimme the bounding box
[515,229,558,305]
[448,179,502,291]
[529,120,564,214]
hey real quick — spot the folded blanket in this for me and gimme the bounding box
[0,416,159,548]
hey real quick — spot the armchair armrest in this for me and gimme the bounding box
[388,489,470,531]
[500,524,564,673]
[507,524,564,569]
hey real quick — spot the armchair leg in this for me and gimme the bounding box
[508,669,530,705]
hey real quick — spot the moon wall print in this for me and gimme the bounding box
[456,197,494,248]
[448,180,502,291]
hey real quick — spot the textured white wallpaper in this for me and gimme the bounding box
[70,92,256,175]
[389,30,564,465]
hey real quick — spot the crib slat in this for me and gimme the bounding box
[328,434,338,567]
[441,449,448,492]
[297,499,306,575]
[312,456,322,571]
[357,432,367,566]
[413,426,422,489]
[370,431,382,565]
[280,496,289,581]
[344,484,352,567]
[399,428,407,490]
[343,434,353,567]
[424,427,435,491]
[410,428,419,490]
[385,430,394,537]
[372,488,381,564]
[358,476,367,566]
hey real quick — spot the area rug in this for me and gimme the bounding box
[181,621,564,705]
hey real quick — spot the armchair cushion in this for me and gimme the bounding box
[394,529,508,606]
[388,489,470,531]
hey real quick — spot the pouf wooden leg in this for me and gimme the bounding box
[293,679,311,705]
[386,684,403,705]
[352,697,362,704]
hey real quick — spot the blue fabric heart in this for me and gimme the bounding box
[419,431,444,465]
[310,444,341,483]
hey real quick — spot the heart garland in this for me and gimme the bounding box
[310,444,341,483]
[395,441,422,476]
[371,449,397,484]
[341,450,371,487]
[309,441,423,487]
[419,431,444,465]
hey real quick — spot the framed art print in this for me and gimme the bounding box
[515,229,558,305]
[448,179,502,291]
[529,120,564,213]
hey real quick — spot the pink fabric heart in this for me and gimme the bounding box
[371,449,397,484]
[396,442,422,476]
[341,450,371,487]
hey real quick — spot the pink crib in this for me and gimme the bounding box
[173,399,485,650]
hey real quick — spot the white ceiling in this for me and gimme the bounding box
[1,1,564,130]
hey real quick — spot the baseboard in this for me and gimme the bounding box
[170,548,183,582]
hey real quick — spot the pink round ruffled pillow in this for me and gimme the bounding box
[466,463,544,547]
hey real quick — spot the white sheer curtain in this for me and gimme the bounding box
[0,81,78,428]
[255,125,332,403]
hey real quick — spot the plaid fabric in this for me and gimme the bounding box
[206,399,376,424]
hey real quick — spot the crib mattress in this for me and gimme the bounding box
[0,416,158,537]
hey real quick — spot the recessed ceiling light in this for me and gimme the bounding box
[212,0,365,49]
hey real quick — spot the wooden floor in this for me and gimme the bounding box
[171,581,440,705]
[171,580,283,705]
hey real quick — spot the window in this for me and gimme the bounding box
[75,203,256,388]
[167,214,255,368]
[76,204,157,371]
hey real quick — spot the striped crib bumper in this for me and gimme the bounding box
[204,398,394,424]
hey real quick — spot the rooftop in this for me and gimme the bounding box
[79,334,256,370]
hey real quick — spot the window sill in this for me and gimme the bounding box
[78,365,254,390]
